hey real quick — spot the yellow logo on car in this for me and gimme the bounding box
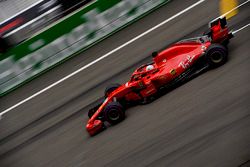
[170,69,176,75]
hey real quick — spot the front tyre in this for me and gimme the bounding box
[105,83,121,97]
[103,102,125,125]
[205,44,228,68]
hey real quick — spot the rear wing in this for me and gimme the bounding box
[178,17,233,46]
[207,17,233,45]
[209,17,228,28]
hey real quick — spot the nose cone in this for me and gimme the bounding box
[86,120,104,136]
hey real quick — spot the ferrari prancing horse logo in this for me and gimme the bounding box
[170,69,176,75]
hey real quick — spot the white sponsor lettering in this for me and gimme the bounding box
[178,55,195,69]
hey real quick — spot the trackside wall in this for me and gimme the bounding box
[0,0,170,96]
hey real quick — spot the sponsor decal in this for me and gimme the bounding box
[178,55,195,69]
[170,69,176,75]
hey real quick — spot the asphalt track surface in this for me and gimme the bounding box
[0,0,250,166]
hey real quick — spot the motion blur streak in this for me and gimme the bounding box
[220,0,238,19]
[0,0,206,117]
[213,0,249,22]
[0,0,249,166]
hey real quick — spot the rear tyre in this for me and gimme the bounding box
[103,102,125,125]
[205,44,228,68]
[221,39,229,47]
[104,83,121,97]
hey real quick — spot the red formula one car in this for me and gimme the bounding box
[86,17,233,136]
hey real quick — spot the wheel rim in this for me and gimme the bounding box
[210,51,223,63]
[108,109,120,121]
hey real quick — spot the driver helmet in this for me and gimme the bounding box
[146,65,154,71]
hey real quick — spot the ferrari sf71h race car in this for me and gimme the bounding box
[86,17,233,136]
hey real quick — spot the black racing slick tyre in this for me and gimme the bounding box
[205,44,228,68]
[103,102,125,125]
[104,83,121,97]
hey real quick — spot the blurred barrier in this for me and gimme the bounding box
[3,5,63,46]
[1,0,93,45]
[0,0,170,96]
[0,0,62,43]
[220,0,238,19]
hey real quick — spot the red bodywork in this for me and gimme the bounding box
[86,18,233,136]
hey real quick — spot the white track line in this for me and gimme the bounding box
[232,23,250,34]
[1,0,250,117]
[212,0,249,22]
[0,0,207,117]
